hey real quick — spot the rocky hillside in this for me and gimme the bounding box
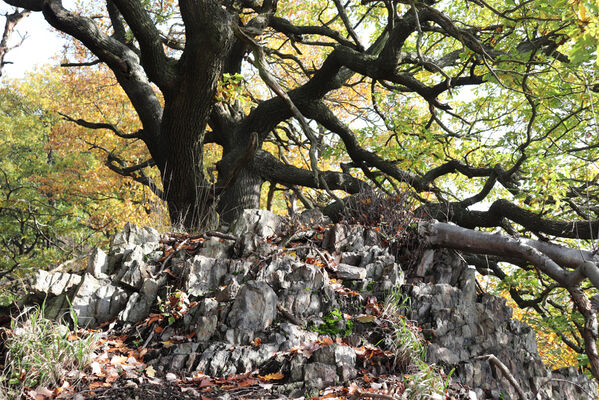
[22,209,598,399]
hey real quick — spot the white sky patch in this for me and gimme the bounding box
[1,2,75,79]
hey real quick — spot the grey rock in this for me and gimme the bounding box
[141,278,160,299]
[119,292,153,324]
[215,277,240,302]
[427,344,460,365]
[287,264,329,291]
[70,273,103,327]
[312,344,356,367]
[94,284,128,324]
[340,252,362,266]
[195,315,218,341]
[199,237,234,259]
[226,281,277,344]
[290,354,307,381]
[256,256,295,290]
[278,323,318,351]
[230,209,282,238]
[174,342,200,355]
[303,362,338,389]
[312,344,357,381]
[212,349,233,376]
[336,264,366,280]
[185,256,229,296]
[113,246,153,290]
[30,270,82,297]
[298,209,331,226]
[169,355,188,371]
[110,223,161,254]
[42,294,71,320]
[87,248,109,278]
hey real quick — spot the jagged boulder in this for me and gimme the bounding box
[225,281,278,344]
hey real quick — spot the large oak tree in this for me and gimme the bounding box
[5,0,599,380]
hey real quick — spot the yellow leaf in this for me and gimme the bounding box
[261,372,284,381]
[356,315,376,323]
[146,366,156,377]
[110,355,128,366]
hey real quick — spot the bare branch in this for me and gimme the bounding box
[59,112,142,139]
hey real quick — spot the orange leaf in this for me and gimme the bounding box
[89,382,109,390]
[321,337,334,345]
[261,372,284,381]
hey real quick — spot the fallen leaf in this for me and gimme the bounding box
[106,371,120,383]
[166,372,178,382]
[321,337,334,345]
[198,377,213,388]
[146,366,156,377]
[261,372,284,381]
[237,378,258,387]
[110,355,128,366]
[28,387,54,399]
[90,361,102,375]
[89,382,109,390]
[356,315,376,323]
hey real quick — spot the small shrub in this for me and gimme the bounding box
[383,286,451,399]
[0,305,98,397]
[340,189,426,272]
[341,189,415,240]
[309,308,354,338]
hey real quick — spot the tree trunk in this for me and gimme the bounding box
[157,92,215,229]
[218,165,263,225]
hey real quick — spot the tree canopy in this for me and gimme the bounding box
[3,0,599,381]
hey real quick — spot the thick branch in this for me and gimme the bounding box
[3,0,41,11]
[425,199,599,240]
[110,0,175,90]
[269,15,360,50]
[254,150,368,193]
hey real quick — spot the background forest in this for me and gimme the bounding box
[0,0,599,386]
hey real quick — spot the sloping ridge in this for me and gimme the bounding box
[24,209,597,399]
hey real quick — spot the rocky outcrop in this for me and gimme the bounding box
[26,210,597,399]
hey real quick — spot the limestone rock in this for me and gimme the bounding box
[185,256,229,297]
[119,292,153,324]
[30,270,82,297]
[311,344,357,381]
[303,362,338,389]
[336,264,366,280]
[70,273,103,327]
[199,237,234,259]
[297,209,331,226]
[113,246,155,290]
[226,281,277,344]
[110,223,161,253]
[94,284,128,324]
[230,209,282,238]
[86,248,109,278]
